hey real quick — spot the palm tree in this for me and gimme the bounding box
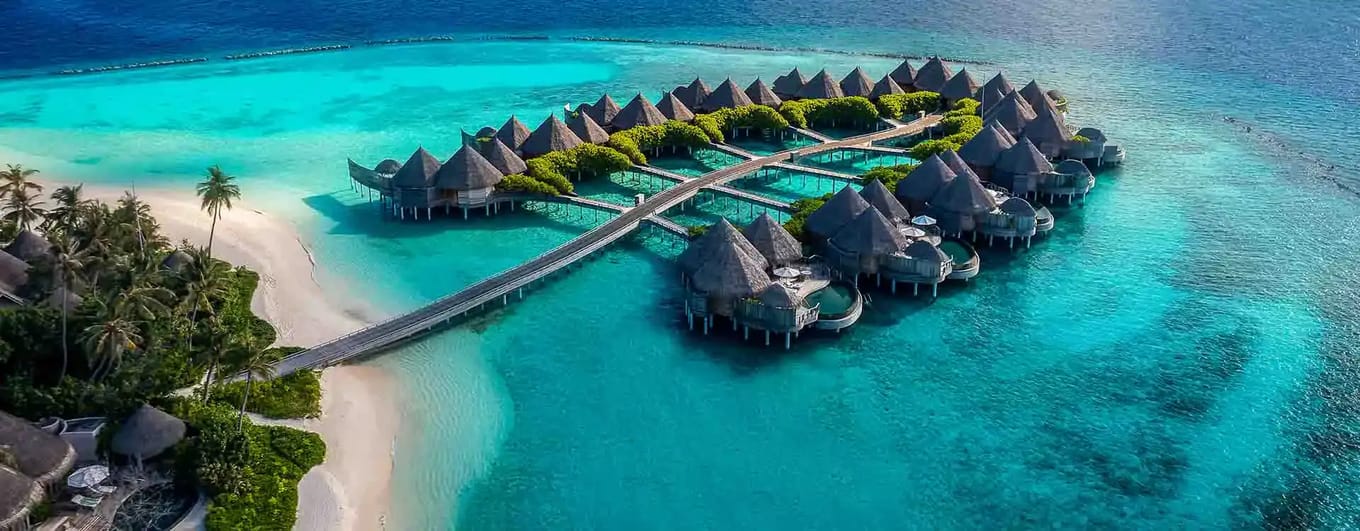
[81,316,143,381]
[178,249,230,354]
[46,184,92,236]
[3,187,46,230]
[235,345,277,430]
[111,280,173,322]
[197,317,233,403]
[51,238,93,381]
[0,164,42,200]
[114,191,160,261]
[195,166,240,258]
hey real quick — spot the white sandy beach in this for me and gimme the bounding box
[10,150,400,531]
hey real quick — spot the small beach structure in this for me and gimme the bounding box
[804,186,869,241]
[566,112,611,145]
[745,79,783,108]
[0,409,77,530]
[772,67,808,98]
[895,154,957,215]
[701,78,754,112]
[889,59,917,90]
[521,115,584,158]
[583,94,622,126]
[871,75,906,99]
[612,93,669,130]
[913,56,953,93]
[798,69,845,99]
[2,231,50,264]
[0,251,30,307]
[673,78,713,111]
[657,91,697,122]
[159,249,195,273]
[939,68,980,105]
[494,116,533,153]
[111,405,185,467]
[839,67,875,98]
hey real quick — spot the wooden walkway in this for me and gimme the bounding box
[272,114,939,375]
[643,215,689,237]
[768,162,862,183]
[790,127,833,142]
[839,144,911,156]
[703,185,792,212]
[631,165,691,183]
[707,143,759,160]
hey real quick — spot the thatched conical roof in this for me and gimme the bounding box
[798,69,845,99]
[673,78,713,111]
[930,172,998,215]
[475,126,498,139]
[981,91,1036,135]
[392,147,440,188]
[522,115,584,158]
[743,213,802,267]
[977,87,1006,110]
[981,72,1015,98]
[1054,159,1093,179]
[805,186,869,239]
[940,150,977,179]
[160,249,195,273]
[1023,106,1072,158]
[896,154,957,203]
[567,112,610,144]
[1000,196,1037,217]
[839,67,875,98]
[758,283,804,309]
[374,159,402,175]
[904,239,949,264]
[958,125,1016,168]
[678,218,766,275]
[613,93,669,130]
[1019,80,1051,111]
[0,251,29,296]
[0,410,75,486]
[859,179,910,221]
[494,116,533,151]
[584,94,622,126]
[111,405,185,460]
[460,129,478,148]
[831,206,907,257]
[702,78,754,112]
[657,92,696,122]
[691,236,772,300]
[745,79,783,107]
[1,465,41,530]
[889,59,917,87]
[913,57,953,92]
[939,68,980,102]
[483,138,529,175]
[772,67,808,98]
[983,119,1018,144]
[436,144,504,190]
[3,231,49,264]
[995,138,1054,175]
[870,75,905,99]
[1075,127,1107,144]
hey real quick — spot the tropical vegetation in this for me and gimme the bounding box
[693,106,790,143]
[778,97,879,129]
[875,92,941,120]
[524,144,632,194]
[607,121,713,164]
[782,192,835,243]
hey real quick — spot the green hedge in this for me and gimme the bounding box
[783,193,834,243]
[525,144,633,193]
[909,139,965,160]
[944,98,980,118]
[211,365,321,420]
[695,106,791,142]
[495,173,559,195]
[779,97,879,129]
[875,92,940,119]
[220,268,276,349]
[940,115,983,137]
[607,121,713,164]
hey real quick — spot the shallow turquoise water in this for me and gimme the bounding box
[2,24,1359,530]
[795,149,917,174]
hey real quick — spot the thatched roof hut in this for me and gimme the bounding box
[522,115,584,158]
[939,68,980,103]
[903,240,950,269]
[839,67,875,98]
[758,283,804,309]
[745,79,783,108]
[831,206,907,258]
[805,186,869,240]
[702,78,754,112]
[392,147,441,188]
[772,67,808,98]
[743,213,802,267]
[475,126,498,139]
[436,144,505,190]
[913,56,953,92]
[889,59,917,88]
[374,158,403,175]
[981,72,1015,98]
[483,138,529,175]
[981,91,1036,135]
[1,465,41,531]
[798,69,845,99]
[584,94,622,126]
[111,405,185,461]
[3,231,50,264]
[978,87,1006,112]
[859,179,910,221]
[673,78,713,111]
[678,218,766,275]
[1023,106,1072,158]
[931,171,998,216]
[895,154,957,206]
[984,120,1018,144]
[1019,80,1050,110]
[460,128,478,148]
[0,251,28,301]
[995,138,1054,176]
[657,92,696,122]
[494,116,533,151]
[0,410,75,486]
[613,93,669,130]
[160,249,195,273]
[940,150,978,180]
[958,125,1017,169]
[567,112,611,144]
[1054,159,1094,181]
[870,75,905,99]
[1000,196,1037,217]
[690,231,771,300]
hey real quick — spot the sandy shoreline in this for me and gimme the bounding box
[27,170,399,531]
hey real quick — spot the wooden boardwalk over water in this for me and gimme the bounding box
[272,115,939,374]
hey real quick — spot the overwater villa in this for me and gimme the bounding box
[913,56,953,92]
[678,217,862,348]
[938,68,980,106]
[839,67,875,98]
[672,77,713,110]
[798,69,844,99]
[701,78,754,112]
[745,79,783,108]
[771,67,808,98]
[656,91,696,121]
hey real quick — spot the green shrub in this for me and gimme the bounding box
[875,92,941,119]
[909,139,964,160]
[495,173,559,195]
[219,269,276,350]
[944,98,980,118]
[779,97,879,129]
[697,106,790,142]
[607,121,712,164]
[783,193,835,242]
[941,115,983,137]
[687,225,709,238]
[860,163,919,191]
[692,114,724,143]
[525,144,632,193]
[211,367,321,420]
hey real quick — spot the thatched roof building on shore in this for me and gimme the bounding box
[743,213,802,267]
[1,409,77,529]
[657,92,696,122]
[871,75,905,99]
[2,231,49,264]
[805,186,869,240]
[111,405,185,462]
[772,67,808,98]
[798,69,845,99]
[567,112,611,145]
[702,78,754,112]
[839,67,875,98]
[913,56,953,92]
[939,68,980,104]
[613,93,669,130]
[745,79,783,108]
[889,59,917,89]
[0,251,30,306]
[895,154,957,214]
[483,138,529,175]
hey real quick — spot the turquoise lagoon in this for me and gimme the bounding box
[1,27,1359,529]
